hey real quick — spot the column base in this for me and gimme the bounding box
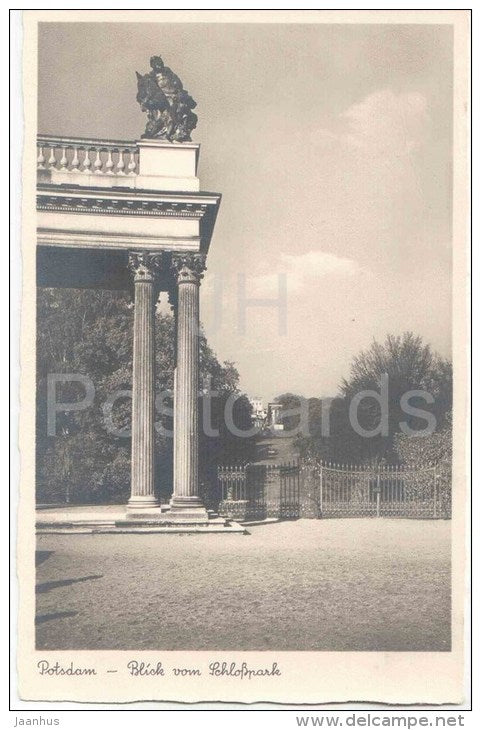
[127,495,161,517]
[167,495,209,524]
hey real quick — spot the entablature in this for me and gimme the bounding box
[36,134,221,286]
[37,184,219,220]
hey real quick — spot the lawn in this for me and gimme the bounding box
[36,518,450,651]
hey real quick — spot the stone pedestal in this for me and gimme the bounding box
[127,253,161,511]
[169,253,209,523]
[136,140,200,192]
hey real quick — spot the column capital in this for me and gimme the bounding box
[171,253,207,285]
[128,252,164,283]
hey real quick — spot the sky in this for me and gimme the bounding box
[38,21,453,402]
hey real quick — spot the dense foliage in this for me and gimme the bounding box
[394,415,452,515]
[275,333,453,467]
[36,288,254,504]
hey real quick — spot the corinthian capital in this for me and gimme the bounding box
[128,252,164,282]
[171,253,207,285]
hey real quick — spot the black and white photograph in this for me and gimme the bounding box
[13,9,470,708]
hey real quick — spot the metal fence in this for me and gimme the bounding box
[319,462,443,519]
[218,462,300,520]
[217,464,248,502]
[218,460,449,521]
[280,462,301,518]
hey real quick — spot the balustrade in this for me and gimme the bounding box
[37,136,139,177]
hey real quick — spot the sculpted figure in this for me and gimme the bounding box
[136,55,197,142]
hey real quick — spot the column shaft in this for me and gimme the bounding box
[171,254,208,518]
[174,279,199,499]
[128,253,160,509]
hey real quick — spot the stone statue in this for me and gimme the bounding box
[136,56,198,142]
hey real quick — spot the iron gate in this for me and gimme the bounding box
[218,462,299,520]
[280,463,300,518]
[319,462,443,519]
[218,461,448,521]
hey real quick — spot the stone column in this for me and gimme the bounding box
[127,252,161,511]
[170,253,208,521]
[167,284,178,502]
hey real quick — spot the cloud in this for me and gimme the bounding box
[245,250,359,297]
[340,89,429,156]
[202,88,442,402]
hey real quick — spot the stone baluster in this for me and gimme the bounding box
[170,253,208,522]
[93,148,102,174]
[59,146,68,171]
[83,148,92,174]
[71,146,80,172]
[37,145,46,170]
[127,150,137,175]
[127,252,163,511]
[117,150,126,175]
[105,149,114,175]
[47,146,56,169]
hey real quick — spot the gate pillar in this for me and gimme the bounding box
[299,460,320,519]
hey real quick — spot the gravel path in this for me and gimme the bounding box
[36,518,450,651]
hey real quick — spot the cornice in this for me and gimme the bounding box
[37,193,210,219]
[36,183,220,203]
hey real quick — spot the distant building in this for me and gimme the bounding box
[249,397,267,430]
[248,398,285,432]
[267,402,284,431]
[250,396,263,413]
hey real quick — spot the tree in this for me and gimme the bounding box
[340,332,451,454]
[295,332,452,464]
[36,288,254,504]
[36,289,136,503]
[274,392,308,432]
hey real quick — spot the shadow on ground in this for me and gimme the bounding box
[35,610,78,626]
[36,574,103,594]
[35,550,54,567]
[35,520,451,651]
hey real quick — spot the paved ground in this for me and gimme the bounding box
[254,433,299,464]
[36,518,450,651]
[36,504,126,522]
